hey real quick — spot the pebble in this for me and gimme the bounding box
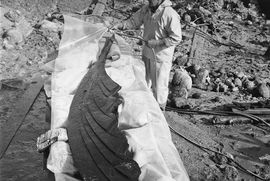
[258,83,270,98]
[245,81,255,91]
[235,71,245,79]
[234,78,242,87]
[172,68,192,99]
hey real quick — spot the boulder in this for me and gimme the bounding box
[244,80,255,91]
[257,83,270,98]
[0,7,14,35]
[234,78,242,87]
[4,9,33,37]
[194,68,210,86]
[2,28,24,49]
[38,20,61,33]
[172,67,192,99]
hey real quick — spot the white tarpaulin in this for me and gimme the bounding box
[46,15,189,181]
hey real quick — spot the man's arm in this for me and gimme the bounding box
[163,8,182,47]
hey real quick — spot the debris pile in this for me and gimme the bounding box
[168,0,270,103]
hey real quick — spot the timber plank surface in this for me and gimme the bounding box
[66,36,140,181]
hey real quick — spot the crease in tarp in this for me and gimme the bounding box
[46,14,190,181]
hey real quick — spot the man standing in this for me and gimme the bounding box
[115,0,182,110]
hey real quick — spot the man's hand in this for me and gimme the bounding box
[146,39,164,48]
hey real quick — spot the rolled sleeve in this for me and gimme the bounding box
[164,9,182,47]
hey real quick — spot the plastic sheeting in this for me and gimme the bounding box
[47,15,189,181]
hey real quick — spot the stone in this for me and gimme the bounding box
[38,20,61,33]
[235,71,245,79]
[246,20,253,25]
[244,80,255,91]
[4,10,21,22]
[199,6,212,17]
[194,68,210,86]
[172,67,192,99]
[233,14,242,21]
[257,83,270,98]
[219,83,228,92]
[191,92,201,99]
[2,28,24,48]
[234,78,242,87]
[4,9,33,38]
[217,0,224,7]
[225,78,235,88]
[171,97,192,109]
[184,14,191,23]
[175,56,188,66]
[1,7,14,33]
[232,87,239,92]
[186,64,201,75]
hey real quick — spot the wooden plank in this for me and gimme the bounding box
[188,26,206,65]
[0,75,44,159]
[92,0,107,16]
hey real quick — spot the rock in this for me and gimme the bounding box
[194,68,210,86]
[218,83,229,92]
[217,0,224,7]
[38,20,61,33]
[14,15,33,38]
[222,165,239,181]
[171,97,192,109]
[244,80,255,91]
[218,67,227,77]
[257,83,270,98]
[1,7,14,34]
[175,56,188,66]
[2,28,24,48]
[259,154,270,165]
[213,2,222,11]
[172,67,192,99]
[234,78,242,87]
[184,14,191,23]
[235,71,245,79]
[225,78,235,88]
[233,14,242,21]
[186,64,201,75]
[4,9,33,38]
[191,92,201,99]
[232,87,239,92]
[245,20,253,25]
[4,9,21,22]
[228,21,234,26]
[199,6,212,17]
[211,96,223,102]
[185,8,205,24]
[254,77,263,85]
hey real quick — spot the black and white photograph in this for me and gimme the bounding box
[0,0,269,180]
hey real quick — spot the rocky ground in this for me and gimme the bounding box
[0,0,270,180]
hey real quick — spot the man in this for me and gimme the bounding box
[115,0,182,110]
